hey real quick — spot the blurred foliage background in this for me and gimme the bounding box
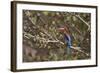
[23,10,91,62]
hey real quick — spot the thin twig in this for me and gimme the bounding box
[71,46,89,56]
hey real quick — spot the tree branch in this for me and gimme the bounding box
[71,46,89,56]
[24,31,64,45]
[68,12,90,30]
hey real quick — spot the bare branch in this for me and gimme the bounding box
[75,15,90,30]
[67,12,90,30]
[71,46,89,56]
[24,31,64,45]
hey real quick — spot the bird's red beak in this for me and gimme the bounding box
[58,28,65,32]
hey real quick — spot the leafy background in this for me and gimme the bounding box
[23,10,91,62]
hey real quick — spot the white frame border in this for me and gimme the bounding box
[16,3,97,70]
